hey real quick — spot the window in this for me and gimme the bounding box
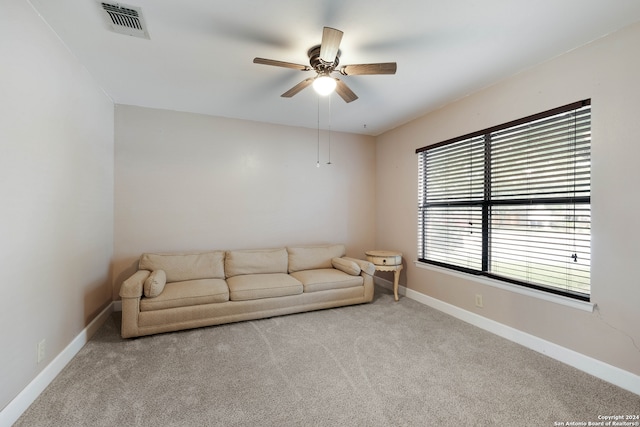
[417,100,591,301]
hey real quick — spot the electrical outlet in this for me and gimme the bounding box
[37,339,46,364]
[475,294,483,308]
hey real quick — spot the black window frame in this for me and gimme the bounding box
[416,100,591,301]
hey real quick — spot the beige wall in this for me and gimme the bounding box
[0,1,114,411]
[112,105,376,298]
[376,22,640,375]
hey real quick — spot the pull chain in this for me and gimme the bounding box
[316,96,320,168]
[327,95,332,164]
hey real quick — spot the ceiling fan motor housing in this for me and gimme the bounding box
[307,45,340,74]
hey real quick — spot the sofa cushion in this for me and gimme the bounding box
[331,257,361,276]
[143,270,166,298]
[227,273,302,301]
[225,248,288,278]
[139,278,229,312]
[287,244,346,273]
[290,269,363,293]
[139,251,225,283]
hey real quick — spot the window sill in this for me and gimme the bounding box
[414,261,596,312]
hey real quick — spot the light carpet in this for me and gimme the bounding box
[16,287,640,426]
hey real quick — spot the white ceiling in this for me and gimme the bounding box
[29,0,640,135]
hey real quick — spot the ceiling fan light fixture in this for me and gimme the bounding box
[313,75,336,96]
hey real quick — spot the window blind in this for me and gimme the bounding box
[417,100,591,300]
[418,136,484,272]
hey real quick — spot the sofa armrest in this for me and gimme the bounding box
[342,257,375,276]
[119,270,150,299]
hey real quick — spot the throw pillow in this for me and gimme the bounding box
[331,257,361,276]
[144,270,167,298]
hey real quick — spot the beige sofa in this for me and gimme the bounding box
[119,244,375,338]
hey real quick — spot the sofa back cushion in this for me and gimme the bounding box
[139,251,225,282]
[225,247,288,278]
[287,244,346,273]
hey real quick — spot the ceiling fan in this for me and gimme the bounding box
[253,27,397,103]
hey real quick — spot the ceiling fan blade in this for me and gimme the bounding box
[319,27,343,63]
[253,57,311,71]
[281,78,314,98]
[335,79,358,103]
[339,62,397,75]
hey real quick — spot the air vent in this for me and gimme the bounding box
[100,2,149,39]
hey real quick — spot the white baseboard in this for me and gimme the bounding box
[0,302,115,427]
[375,277,640,396]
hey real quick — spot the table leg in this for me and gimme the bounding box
[393,265,403,301]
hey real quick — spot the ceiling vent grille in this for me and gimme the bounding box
[100,2,149,39]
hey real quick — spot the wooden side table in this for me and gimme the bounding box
[365,250,403,301]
